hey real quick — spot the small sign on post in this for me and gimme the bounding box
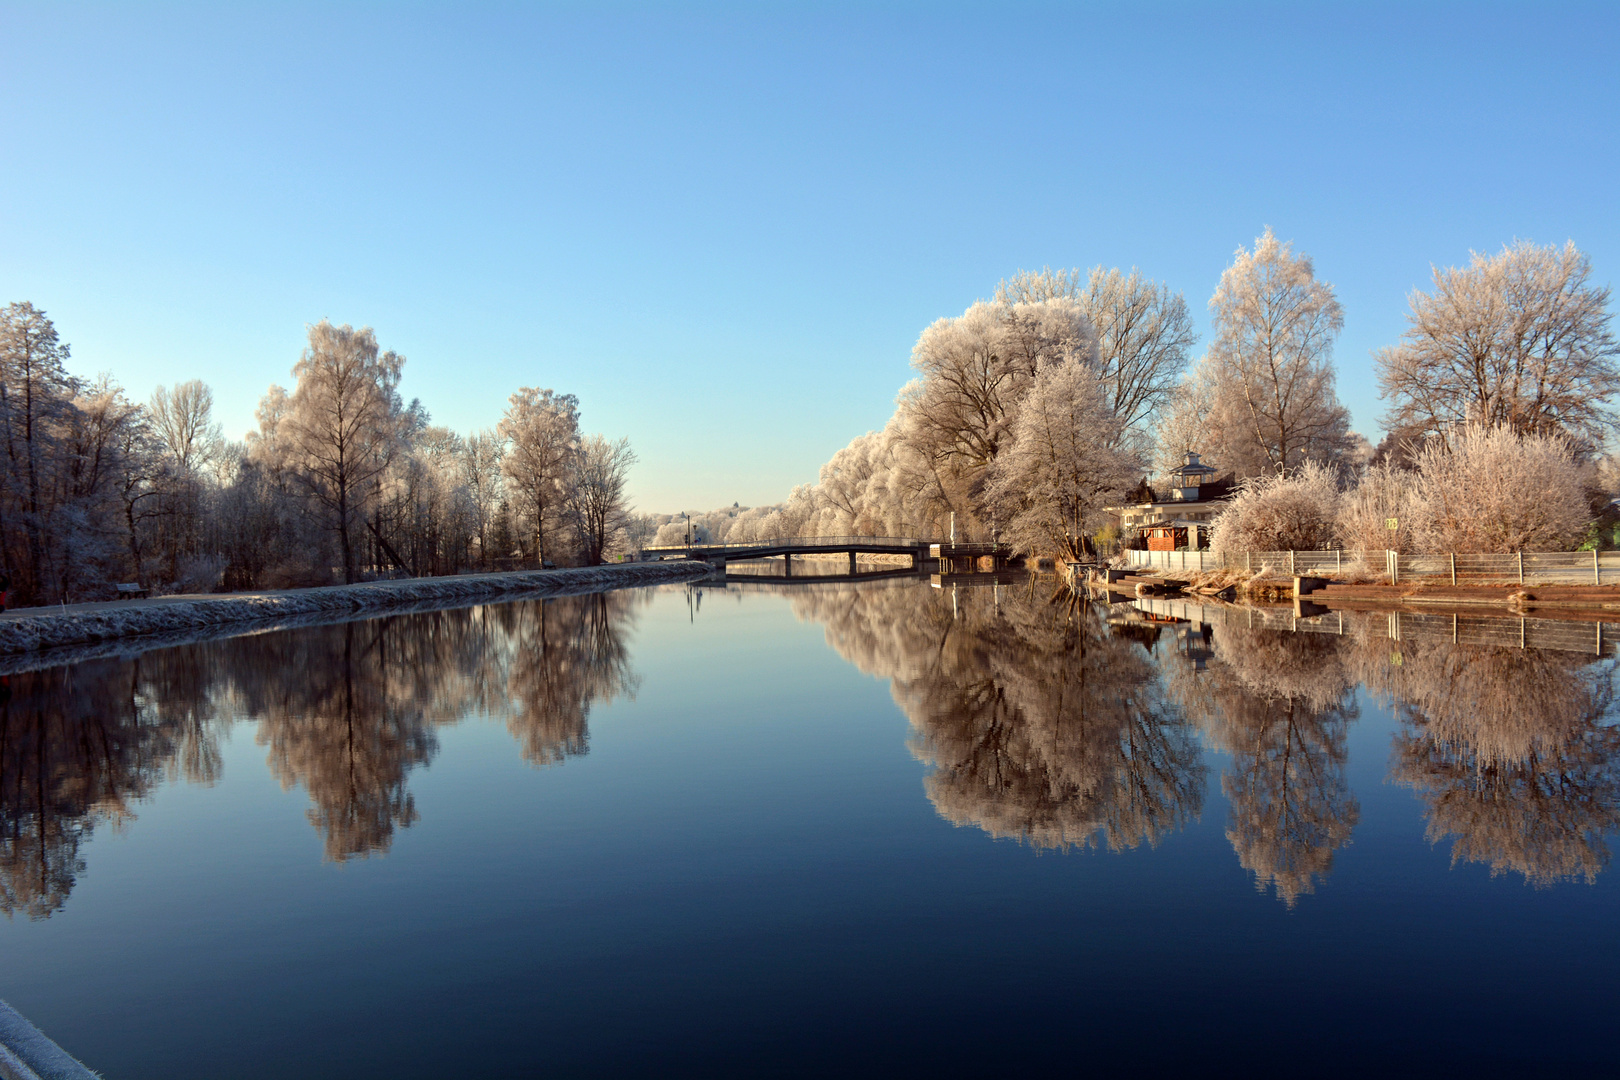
[1386,517,1399,531]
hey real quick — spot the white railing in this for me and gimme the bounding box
[1123,547,1620,585]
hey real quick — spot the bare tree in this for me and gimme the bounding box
[0,302,78,602]
[566,434,636,564]
[999,265,1197,432]
[281,321,407,583]
[499,388,579,565]
[462,427,506,565]
[1207,229,1352,475]
[1377,240,1620,454]
[148,379,223,474]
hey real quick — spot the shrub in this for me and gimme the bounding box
[1209,461,1340,554]
[1337,462,1419,555]
[1412,424,1588,552]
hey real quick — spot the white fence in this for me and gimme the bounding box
[1124,547,1620,586]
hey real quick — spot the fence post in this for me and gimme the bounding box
[1517,551,1524,585]
[1289,550,1296,575]
[1336,549,1342,574]
[1450,553,1456,586]
[1246,551,1251,573]
[1596,548,1601,586]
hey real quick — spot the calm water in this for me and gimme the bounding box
[1,578,1617,1078]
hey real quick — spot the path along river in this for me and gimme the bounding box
[1,573,1617,1077]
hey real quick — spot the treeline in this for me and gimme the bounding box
[709,234,1617,557]
[0,306,638,607]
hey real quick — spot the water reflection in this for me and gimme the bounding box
[1167,627,1361,905]
[1356,640,1620,885]
[7,578,1620,920]
[0,661,188,918]
[0,591,641,915]
[790,582,1207,851]
[784,580,1620,903]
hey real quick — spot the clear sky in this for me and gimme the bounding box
[3,1,1616,512]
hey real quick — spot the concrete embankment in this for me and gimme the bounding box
[0,1000,97,1080]
[0,561,712,671]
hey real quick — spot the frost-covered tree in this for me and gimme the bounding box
[499,387,579,564]
[149,379,223,474]
[279,321,409,583]
[147,379,226,579]
[1153,354,1256,476]
[1410,423,1588,552]
[986,361,1139,559]
[0,302,78,602]
[1206,229,1352,475]
[998,265,1197,432]
[1377,240,1620,454]
[895,297,1098,537]
[461,427,506,564]
[566,434,636,564]
[903,298,1095,474]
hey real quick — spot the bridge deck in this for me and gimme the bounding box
[645,535,933,561]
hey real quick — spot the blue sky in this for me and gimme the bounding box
[3,1,1616,512]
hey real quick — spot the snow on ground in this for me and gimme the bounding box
[0,562,712,674]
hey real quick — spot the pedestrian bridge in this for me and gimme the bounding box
[644,534,932,574]
[643,535,1015,575]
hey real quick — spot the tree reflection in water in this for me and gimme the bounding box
[1168,626,1361,906]
[0,660,193,918]
[0,590,642,914]
[1351,638,1620,885]
[7,580,1620,919]
[791,581,1207,852]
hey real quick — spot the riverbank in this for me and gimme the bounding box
[0,561,712,670]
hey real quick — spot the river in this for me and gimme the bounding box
[1,575,1617,1077]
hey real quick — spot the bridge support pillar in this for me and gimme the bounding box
[849,551,857,575]
[784,553,792,577]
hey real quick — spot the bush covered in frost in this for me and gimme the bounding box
[1411,424,1588,553]
[1209,462,1341,554]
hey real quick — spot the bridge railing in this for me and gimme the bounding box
[644,535,934,552]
